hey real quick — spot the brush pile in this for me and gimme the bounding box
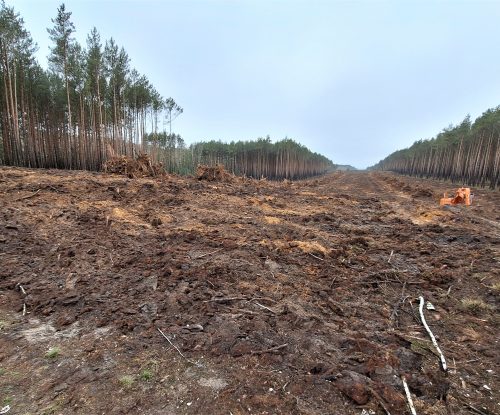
[103,154,164,178]
[196,164,233,182]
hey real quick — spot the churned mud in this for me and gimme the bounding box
[0,167,498,414]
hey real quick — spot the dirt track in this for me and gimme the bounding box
[0,168,498,415]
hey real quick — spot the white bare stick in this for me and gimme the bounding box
[157,327,188,359]
[254,302,276,314]
[16,283,27,295]
[402,376,417,415]
[22,303,26,316]
[157,327,203,367]
[308,252,324,261]
[419,296,447,371]
[388,250,394,263]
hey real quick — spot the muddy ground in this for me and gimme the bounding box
[0,167,498,415]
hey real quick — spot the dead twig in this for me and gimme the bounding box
[15,189,40,201]
[308,252,324,261]
[418,295,447,371]
[158,328,188,359]
[388,250,394,263]
[251,343,288,355]
[254,302,276,314]
[157,327,202,367]
[402,376,417,415]
[16,283,27,296]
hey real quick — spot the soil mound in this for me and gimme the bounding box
[413,186,434,198]
[196,164,233,182]
[103,154,164,178]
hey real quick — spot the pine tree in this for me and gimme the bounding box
[47,3,75,167]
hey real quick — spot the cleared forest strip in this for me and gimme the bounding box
[0,168,498,414]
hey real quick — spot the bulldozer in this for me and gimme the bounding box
[439,187,472,206]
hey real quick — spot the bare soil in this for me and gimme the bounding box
[0,167,498,415]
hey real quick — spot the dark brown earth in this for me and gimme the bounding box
[0,167,498,415]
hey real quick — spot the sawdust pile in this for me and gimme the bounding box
[103,154,164,178]
[196,164,233,182]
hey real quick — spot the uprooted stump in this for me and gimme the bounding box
[103,154,164,178]
[196,164,233,182]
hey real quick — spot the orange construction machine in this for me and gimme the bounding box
[439,187,472,206]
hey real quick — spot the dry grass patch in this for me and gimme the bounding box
[119,375,134,388]
[460,298,493,315]
[290,240,329,256]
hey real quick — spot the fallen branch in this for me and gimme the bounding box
[251,343,288,355]
[418,296,447,371]
[15,189,40,201]
[402,376,417,415]
[388,250,394,263]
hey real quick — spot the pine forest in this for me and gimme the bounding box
[372,109,500,188]
[0,2,332,179]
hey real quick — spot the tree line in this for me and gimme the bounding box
[0,1,333,180]
[144,134,333,179]
[0,1,182,171]
[371,107,500,189]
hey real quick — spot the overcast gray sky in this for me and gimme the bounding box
[14,0,500,168]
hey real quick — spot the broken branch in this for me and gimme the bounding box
[402,376,417,415]
[418,296,447,371]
